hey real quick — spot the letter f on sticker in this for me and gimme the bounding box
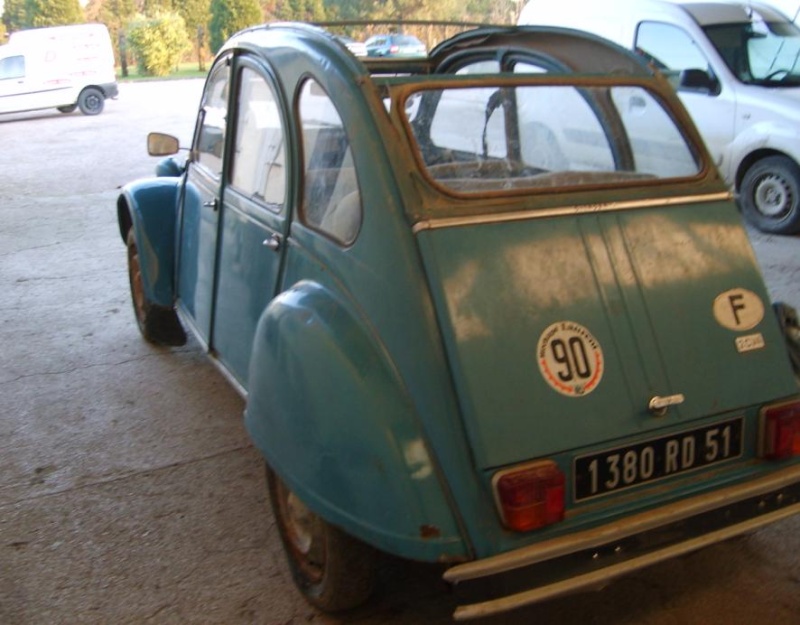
[728,293,746,326]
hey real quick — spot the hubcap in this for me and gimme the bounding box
[754,173,793,218]
[277,479,326,582]
[129,244,146,324]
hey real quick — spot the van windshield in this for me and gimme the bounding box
[704,17,800,86]
[403,82,701,195]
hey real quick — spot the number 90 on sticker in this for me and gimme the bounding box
[537,321,604,397]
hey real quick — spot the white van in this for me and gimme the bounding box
[0,23,118,117]
[519,0,800,234]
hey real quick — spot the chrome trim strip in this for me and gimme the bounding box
[412,191,731,233]
[445,463,800,584]
[452,502,800,620]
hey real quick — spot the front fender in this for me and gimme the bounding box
[117,177,181,308]
[245,281,466,562]
[730,120,800,182]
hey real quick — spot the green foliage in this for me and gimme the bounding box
[2,0,29,32]
[274,0,326,22]
[127,11,191,76]
[0,22,7,43]
[28,0,85,27]
[208,0,262,53]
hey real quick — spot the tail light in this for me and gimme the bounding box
[761,399,800,460]
[493,461,565,532]
[390,45,399,54]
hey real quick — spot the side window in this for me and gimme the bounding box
[430,86,508,159]
[229,67,286,211]
[636,22,710,74]
[0,55,25,80]
[194,62,230,177]
[298,79,362,244]
[517,85,614,172]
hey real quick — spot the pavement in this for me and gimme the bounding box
[1,80,799,625]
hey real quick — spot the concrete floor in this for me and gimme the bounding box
[1,80,799,625]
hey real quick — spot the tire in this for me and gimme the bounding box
[57,104,77,114]
[78,87,105,115]
[739,155,800,234]
[126,230,186,346]
[266,465,378,612]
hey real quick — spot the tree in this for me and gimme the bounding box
[127,11,191,76]
[208,0,262,54]
[28,0,85,27]
[177,0,212,71]
[2,0,29,33]
[274,0,326,21]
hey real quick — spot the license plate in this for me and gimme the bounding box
[574,418,743,501]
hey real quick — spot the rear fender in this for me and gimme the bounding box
[244,281,466,562]
[117,177,181,308]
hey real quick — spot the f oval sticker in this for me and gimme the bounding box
[713,288,765,331]
[538,321,604,397]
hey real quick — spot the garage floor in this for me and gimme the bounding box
[1,80,799,625]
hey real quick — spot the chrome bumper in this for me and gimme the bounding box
[445,464,800,620]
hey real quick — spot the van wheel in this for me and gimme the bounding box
[126,230,186,346]
[740,156,800,234]
[266,465,378,612]
[57,104,77,114]
[78,87,105,115]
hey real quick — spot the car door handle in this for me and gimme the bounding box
[203,198,219,211]
[263,234,282,251]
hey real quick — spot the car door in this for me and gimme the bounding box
[211,59,290,389]
[0,54,29,113]
[177,59,230,344]
[634,21,737,173]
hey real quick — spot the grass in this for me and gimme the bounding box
[117,61,208,82]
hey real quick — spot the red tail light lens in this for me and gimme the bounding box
[494,461,565,532]
[761,400,800,460]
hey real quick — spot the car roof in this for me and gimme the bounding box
[680,1,790,26]
[225,22,653,78]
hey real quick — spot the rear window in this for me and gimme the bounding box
[404,82,701,194]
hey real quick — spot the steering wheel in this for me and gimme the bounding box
[764,69,790,81]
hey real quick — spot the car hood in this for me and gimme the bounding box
[416,198,797,469]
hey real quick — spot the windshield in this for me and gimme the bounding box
[704,16,800,85]
[403,82,701,195]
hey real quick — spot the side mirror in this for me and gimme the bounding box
[679,69,720,95]
[147,132,180,156]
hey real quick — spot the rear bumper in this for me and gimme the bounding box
[445,463,800,620]
[100,81,119,99]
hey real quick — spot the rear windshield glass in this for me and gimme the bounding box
[403,82,701,194]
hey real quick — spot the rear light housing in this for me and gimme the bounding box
[760,399,800,460]
[493,460,565,532]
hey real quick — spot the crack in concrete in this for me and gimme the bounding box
[0,444,254,509]
[0,349,197,385]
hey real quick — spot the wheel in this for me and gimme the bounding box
[126,230,186,346]
[78,87,105,115]
[57,104,77,114]
[739,155,800,234]
[266,465,378,612]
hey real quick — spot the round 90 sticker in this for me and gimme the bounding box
[537,321,604,397]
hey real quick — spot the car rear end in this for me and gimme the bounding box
[379,66,800,619]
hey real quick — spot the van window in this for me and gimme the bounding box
[704,19,800,85]
[0,55,25,80]
[635,22,710,75]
